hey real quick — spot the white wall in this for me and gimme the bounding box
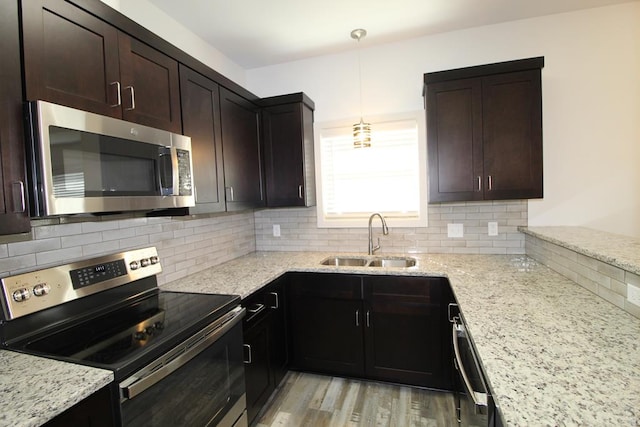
[99,0,247,86]
[246,3,640,238]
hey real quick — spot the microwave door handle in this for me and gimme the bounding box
[170,147,179,196]
[452,318,488,412]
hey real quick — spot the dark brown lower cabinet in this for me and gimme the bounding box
[363,275,453,390]
[287,273,454,390]
[43,386,114,427]
[242,277,288,425]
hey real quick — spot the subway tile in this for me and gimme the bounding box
[82,240,120,257]
[81,221,120,233]
[61,232,103,248]
[0,254,37,275]
[8,238,61,257]
[597,286,625,309]
[0,244,8,258]
[33,222,83,239]
[36,247,83,268]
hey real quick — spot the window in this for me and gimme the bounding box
[315,111,427,228]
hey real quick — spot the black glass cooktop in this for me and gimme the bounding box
[18,291,239,378]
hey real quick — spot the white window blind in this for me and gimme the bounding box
[316,113,427,228]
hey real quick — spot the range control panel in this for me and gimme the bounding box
[0,247,161,320]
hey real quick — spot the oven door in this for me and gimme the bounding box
[119,306,247,427]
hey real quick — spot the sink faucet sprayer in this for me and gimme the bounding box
[368,213,389,255]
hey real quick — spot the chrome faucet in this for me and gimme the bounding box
[368,213,389,255]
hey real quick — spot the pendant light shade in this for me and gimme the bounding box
[351,28,371,148]
[353,118,371,148]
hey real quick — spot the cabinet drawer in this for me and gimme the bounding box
[288,273,362,299]
[365,275,444,301]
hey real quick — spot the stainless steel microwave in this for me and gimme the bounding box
[25,100,195,217]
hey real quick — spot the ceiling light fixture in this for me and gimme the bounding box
[351,28,371,148]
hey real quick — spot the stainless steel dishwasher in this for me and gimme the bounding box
[450,304,503,427]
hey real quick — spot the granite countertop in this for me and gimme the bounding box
[0,350,113,427]
[520,226,640,275]
[163,251,640,426]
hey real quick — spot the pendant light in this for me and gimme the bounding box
[351,28,371,148]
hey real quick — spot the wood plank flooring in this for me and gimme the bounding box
[256,372,457,427]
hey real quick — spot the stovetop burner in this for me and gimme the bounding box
[0,248,240,381]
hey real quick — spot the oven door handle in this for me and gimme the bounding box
[119,306,245,401]
[452,317,488,413]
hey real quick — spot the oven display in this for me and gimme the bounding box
[70,259,127,289]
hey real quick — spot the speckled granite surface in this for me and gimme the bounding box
[520,226,640,275]
[163,251,640,426]
[0,350,113,427]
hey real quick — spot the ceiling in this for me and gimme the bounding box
[147,0,636,69]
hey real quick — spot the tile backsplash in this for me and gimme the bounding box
[255,200,527,254]
[0,200,527,284]
[0,212,256,285]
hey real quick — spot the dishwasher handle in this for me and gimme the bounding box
[452,317,488,414]
[120,306,245,401]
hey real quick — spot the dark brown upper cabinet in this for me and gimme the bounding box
[260,93,316,207]
[0,0,31,235]
[219,87,265,211]
[424,57,544,202]
[22,0,182,133]
[179,65,226,214]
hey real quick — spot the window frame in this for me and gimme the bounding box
[314,111,428,228]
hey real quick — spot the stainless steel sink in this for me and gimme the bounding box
[367,257,417,268]
[320,256,417,268]
[320,257,369,267]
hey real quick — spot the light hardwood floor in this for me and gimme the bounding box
[256,371,457,427]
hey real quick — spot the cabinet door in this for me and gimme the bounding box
[0,0,31,235]
[265,277,289,388]
[219,88,265,211]
[482,70,543,199]
[243,315,272,426]
[43,386,114,427]
[119,33,182,133]
[179,65,226,213]
[288,273,364,377]
[363,276,451,389]
[426,78,483,202]
[262,103,314,207]
[22,0,121,118]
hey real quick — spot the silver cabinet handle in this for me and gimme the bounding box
[477,176,482,191]
[109,81,122,107]
[355,309,360,327]
[125,85,136,111]
[452,317,488,412]
[268,292,279,309]
[298,185,303,199]
[488,175,493,191]
[243,344,252,364]
[226,186,235,201]
[366,311,370,328]
[11,181,25,213]
[245,303,265,323]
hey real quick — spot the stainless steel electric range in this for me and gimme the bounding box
[0,247,247,427]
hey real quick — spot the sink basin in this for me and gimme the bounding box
[368,257,417,268]
[320,256,369,267]
[320,256,417,268]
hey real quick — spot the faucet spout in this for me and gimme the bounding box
[368,213,389,255]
